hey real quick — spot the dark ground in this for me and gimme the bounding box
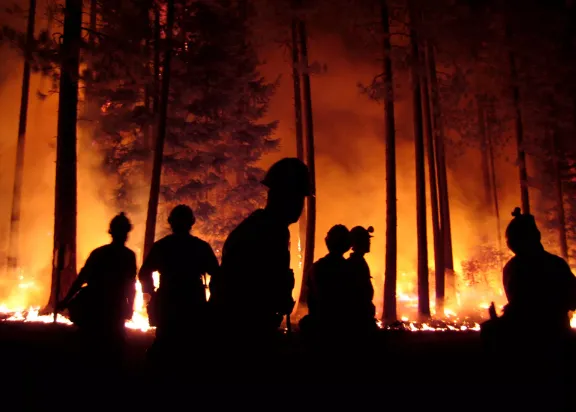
[0,322,574,411]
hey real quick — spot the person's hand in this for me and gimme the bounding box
[488,302,497,320]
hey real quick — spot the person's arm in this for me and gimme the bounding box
[502,260,514,303]
[559,259,576,311]
[59,252,95,307]
[138,244,158,297]
[203,242,220,279]
[125,251,138,320]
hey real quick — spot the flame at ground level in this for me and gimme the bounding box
[1,269,576,332]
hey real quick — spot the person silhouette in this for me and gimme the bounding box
[300,224,352,336]
[209,158,311,343]
[347,225,377,331]
[139,204,219,363]
[57,212,137,366]
[501,207,576,331]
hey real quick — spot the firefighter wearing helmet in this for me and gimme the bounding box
[300,224,352,336]
[347,225,377,330]
[57,212,138,366]
[139,204,219,361]
[209,158,311,342]
[500,207,576,331]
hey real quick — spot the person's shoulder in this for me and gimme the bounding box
[91,244,112,257]
[543,251,572,270]
[191,235,213,250]
[123,246,137,259]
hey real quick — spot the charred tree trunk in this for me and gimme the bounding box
[381,0,398,323]
[6,0,36,273]
[298,20,317,291]
[410,24,430,319]
[422,41,443,315]
[505,25,530,214]
[478,101,492,210]
[143,0,174,259]
[486,100,503,258]
[89,0,97,43]
[292,17,309,308]
[551,130,569,260]
[153,7,161,115]
[427,43,454,296]
[47,0,82,309]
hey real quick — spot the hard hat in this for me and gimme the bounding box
[168,204,196,228]
[326,224,350,243]
[350,226,374,242]
[261,158,312,196]
[109,212,132,234]
[505,207,540,241]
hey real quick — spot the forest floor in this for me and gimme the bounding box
[0,322,573,411]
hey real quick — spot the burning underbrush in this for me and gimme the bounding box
[0,267,490,333]
[1,253,574,333]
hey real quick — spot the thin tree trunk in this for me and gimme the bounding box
[153,7,161,115]
[292,16,309,308]
[478,101,492,210]
[486,100,503,260]
[422,41,443,315]
[551,130,569,260]
[298,20,317,290]
[6,0,36,273]
[381,0,398,323]
[505,24,530,214]
[410,22,430,319]
[89,0,97,44]
[427,43,454,296]
[47,0,82,310]
[143,0,174,259]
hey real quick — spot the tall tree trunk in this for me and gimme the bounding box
[427,44,454,297]
[486,100,503,259]
[6,0,36,273]
[153,7,161,115]
[478,100,492,210]
[505,25,530,214]
[422,41,443,315]
[298,20,317,292]
[89,0,97,44]
[381,0,398,323]
[143,0,174,259]
[47,0,82,309]
[551,129,569,260]
[292,16,309,308]
[410,21,430,319]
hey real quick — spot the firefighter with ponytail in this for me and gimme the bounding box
[57,212,138,365]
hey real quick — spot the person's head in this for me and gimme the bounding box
[325,224,351,256]
[109,212,132,244]
[168,204,195,234]
[505,207,541,255]
[350,226,374,254]
[261,158,311,225]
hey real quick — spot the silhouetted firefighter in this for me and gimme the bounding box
[57,213,137,366]
[481,207,576,408]
[209,158,311,342]
[347,226,377,333]
[139,204,219,363]
[300,224,352,336]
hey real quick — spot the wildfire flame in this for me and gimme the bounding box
[0,271,160,332]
